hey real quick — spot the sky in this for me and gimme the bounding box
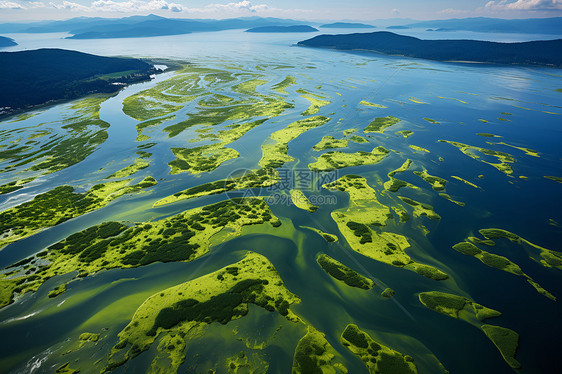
[1,0,562,22]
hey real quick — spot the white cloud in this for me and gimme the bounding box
[438,8,471,15]
[391,8,399,16]
[485,0,562,10]
[207,1,268,13]
[48,0,184,12]
[0,1,25,8]
[42,0,277,14]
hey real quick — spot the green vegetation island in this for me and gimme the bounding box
[297,31,562,67]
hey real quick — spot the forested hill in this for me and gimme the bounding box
[0,36,17,47]
[0,48,155,116]
[297,31,562,67]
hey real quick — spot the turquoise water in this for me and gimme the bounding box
[0,30,561,373]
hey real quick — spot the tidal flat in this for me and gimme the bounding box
[0,38,561,374]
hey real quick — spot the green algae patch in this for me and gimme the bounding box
[79,332,100,343]
[135,115,175,141]
[106,157,150,179]
[479,228,562,270]
[48,283,67,298]
[121,66,233,121]
[423,118,440,124]
[172,118,265,172]
[545,175,562,183]
[384,160,416,193]
[233,78,267,94]
[106,252,301,372]
[273,75,297,94]
[418,291,501,321]
[451,176,479,189]
[343,128,358,136]
[381,288,395,298]
[419,291,520,369]
[409,145,430,153]
[438,193,465,207]
[154,168,279,207]
[364,116,401,134]
[349,135,368,143]
[123,96,182,121]
[290,189,318,213]
[481,325,521,369]
[169,144,239,174]
[452,240,555,300]
[0,177,34,195]
[409,97,427,104]
[0,177,157,250]
[323,175,447,280]
[340,324,418,374]
[495,142,539,157]
[396,130,413,138]
[309,146,389,171]
[260,115,331,169]
[168,117,274,174]
[468,237,495,246]
[360,100,387,108]
[1,198,281,310]
[477,133,501,138]
[0,278,18,308]
[313,135,349,150]
[56,362,80,374]
[301,95,330,116]
[414,167,447,191]
[439,140,515,176]
[453,242,521,274]
[317,254,374,290]
[0,96,110,177]
[226,351,269,373]
[399,197,441,220]
[293,326,348,374]
[300,226,338,242]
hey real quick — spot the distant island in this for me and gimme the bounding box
[297,31,562,67]
[246,25,318,33]
[0,36,16,47]
[0,49,156,116]
[320,22,375,29]
[386,26,410,30]
[403,17,562,35]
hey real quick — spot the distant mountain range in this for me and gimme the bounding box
[0,36,16,47]
[246,25,318,33]
[319,22,375,29]
[0,49,155,116]
[0,14,305,39]
[297,31,562,67]
[1,15,561,39]
[398,17,562,35]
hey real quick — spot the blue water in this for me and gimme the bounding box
[0,29,561,373]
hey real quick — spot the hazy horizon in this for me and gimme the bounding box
[1,0,562,23]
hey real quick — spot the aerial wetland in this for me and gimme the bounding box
[0,35,561,374]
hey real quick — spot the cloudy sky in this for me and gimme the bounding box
[1,0,561,22]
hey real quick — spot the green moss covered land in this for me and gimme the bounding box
[107,252,301,371]
[341,324,418,374]
[323,175,448,280]
[1,56,560,374]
